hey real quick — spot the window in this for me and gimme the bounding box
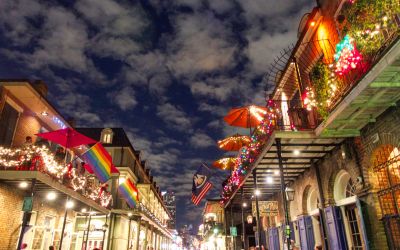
[0,102,20,146]
[101,128,113,144]
[346,178,356,198]
[373,145,400,249]
[345,206,363,249]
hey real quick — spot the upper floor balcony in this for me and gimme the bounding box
[264,1,400,137]
[0,144,112,212]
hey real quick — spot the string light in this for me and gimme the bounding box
[334,35,362,76]
[221,100,277,204]
[0,145,112,208]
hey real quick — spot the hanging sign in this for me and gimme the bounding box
[230,226,237,237]
[252,201,279,217]
[22,197,33,212]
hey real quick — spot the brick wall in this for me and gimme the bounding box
[0,182,77,250]
[357,105,400,250]
[0,183,24,250]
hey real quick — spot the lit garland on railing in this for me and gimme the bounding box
[0,146,112,208]
[220,100,277,204]
[334,35,363,76]
[0,146,67,178]
[139,203,167,229]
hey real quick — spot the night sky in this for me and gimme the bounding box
[0,0,314,229]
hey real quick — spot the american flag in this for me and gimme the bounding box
[192,182,212,205]
[191,164,213,206]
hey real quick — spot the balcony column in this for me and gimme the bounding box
[131,215,141,250]
[149,224,154,249]
[17,179,36,250]
[276,138,290,250]
[143,221,149,250]
[252,170,262,248]
[313,161,330,249]
[241,187,246,250]
[154,229,158,250]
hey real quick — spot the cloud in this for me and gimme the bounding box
[0,0,43,46]
[111,86,138,111]
[198,103,227,117]
[167,12,238,77]
[190,132,215,148]
[156,103,193,132]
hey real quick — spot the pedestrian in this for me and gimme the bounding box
[35,138,50,148]
[23,136,33,147]
[55,147,66,163]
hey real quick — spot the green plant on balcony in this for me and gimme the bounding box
[342,0,400,56]
[310,60,330,119]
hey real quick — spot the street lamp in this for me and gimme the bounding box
[285,187,295,201]
[101,222,108,249]
[284,186,295,250]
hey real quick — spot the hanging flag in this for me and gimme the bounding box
[81,143,114,183]
[118,178,140,208]
[191,163,213,206]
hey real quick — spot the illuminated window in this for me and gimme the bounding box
[372,145,400,249]
[101,128,113,144]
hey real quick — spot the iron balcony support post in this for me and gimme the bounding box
[241,188,246,250]
[314,161,331,249]
[276,138,290,250]
[252,170,263,248]
[17,179,36,250]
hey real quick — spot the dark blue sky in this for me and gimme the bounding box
[0,0,314,228]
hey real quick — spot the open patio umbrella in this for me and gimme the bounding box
[224,105,268,134]
[212,157,237,170]
[218,134,251,151]
[36,128,96,149]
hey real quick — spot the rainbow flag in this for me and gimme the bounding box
[118,178,139,208]
[81,143,113,183]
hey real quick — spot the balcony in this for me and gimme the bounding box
[0,145,112,211]
[264,2,400,137]
[222,1,400,205]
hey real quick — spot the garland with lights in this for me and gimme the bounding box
[341,0,399,56]
[334,35,363,76]
[220,100,277,204]
[0,145,112,208]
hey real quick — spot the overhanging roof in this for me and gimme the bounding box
[1,80,71,130]
[225,131,342,207]
[0,171,109,213]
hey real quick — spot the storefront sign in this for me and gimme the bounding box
[252,201,279,217]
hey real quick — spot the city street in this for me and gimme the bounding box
[0,0,399,249]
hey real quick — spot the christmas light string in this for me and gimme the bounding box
[0,145,112,208]
[220,100,277,204]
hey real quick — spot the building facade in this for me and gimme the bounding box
[199,199,227,250]
[221,1,400,250]
[0,80,174,250]
[162,191,176,229]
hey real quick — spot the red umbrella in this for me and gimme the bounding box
[218,134,251,151]
[224,105,268,129]
[212,157,237,170]
[36,128,96,149]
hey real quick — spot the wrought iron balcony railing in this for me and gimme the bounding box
[0,145,112,208]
